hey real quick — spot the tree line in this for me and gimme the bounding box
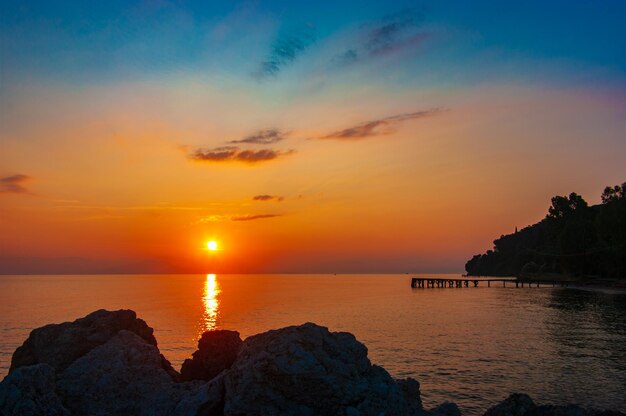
[465,183,626,278]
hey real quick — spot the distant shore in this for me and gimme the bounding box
[462,273,626,293]
[520,274,626,291]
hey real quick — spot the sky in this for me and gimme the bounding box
[1,0,625,274]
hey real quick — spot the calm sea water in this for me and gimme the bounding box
[0,274,624,414]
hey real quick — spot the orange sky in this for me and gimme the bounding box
[1,80,624,274]
[1,2,625,274]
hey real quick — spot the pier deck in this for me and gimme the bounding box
[410,277,569,288]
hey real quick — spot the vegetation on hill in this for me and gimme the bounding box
[465,183,626,278]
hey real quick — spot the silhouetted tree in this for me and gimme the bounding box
[601,182,626,204]
[465,182,626,278]
[547,192,588,220]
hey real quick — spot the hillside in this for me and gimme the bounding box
[465,183,626,278]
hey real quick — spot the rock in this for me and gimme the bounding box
[397,377,423,411]
[181,329,242,382]
[0,363,69,416]
[484,394,536,416]
[56,330,171,414]
[483,394,626,416]
[5,310,625,416]
[588,412,626,416]
[431,401,462,416]
[9,309,165,374]
[56,330,211,415]
[222,322,413,416]
[532,405,587,416]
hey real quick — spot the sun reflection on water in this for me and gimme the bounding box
[200,273,220,335]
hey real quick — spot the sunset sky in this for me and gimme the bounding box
[1,1,625,274]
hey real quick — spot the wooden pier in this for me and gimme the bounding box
[410,277,569,288]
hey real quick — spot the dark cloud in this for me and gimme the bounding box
[255,26,316,79]
[0,174,32,194]
[322,109,444,140]
[333,8,427,67]
[190,146,294,164]
[252,194,284,202]
[365,9,424,56]
[231,214,282,221]
[230,129,287,144]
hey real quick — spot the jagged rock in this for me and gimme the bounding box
[0,363,69,416]
[484,394,536,416]
[221,322,415,416]
[484,394,626,416]
[181,329,242,382]
[397,377,423,412]
[9,309,169,375]
[431,401,462,416]
[56,330,211,415]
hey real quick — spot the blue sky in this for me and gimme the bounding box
[2,1,625,88]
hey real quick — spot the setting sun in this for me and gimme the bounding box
[207,241,218,251]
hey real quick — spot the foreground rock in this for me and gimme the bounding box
[397,377,424,413]
[483,394,626,416]
[181,330,242,382]
[56,330,200,415]
[1,310,624,416]
[9,309,177,380]
[222,322,417,415]
[0,364,69,416]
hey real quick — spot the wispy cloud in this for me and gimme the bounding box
[229,129,287,144]
[198,213,283,223]
[190,146,295,164]
[0,174,32,194]
[322,109,444,140]
[333,8,428,67]
[365,9,425,56]
[255,26,316,80]
[252,194,284,202]
[231,214,282,221]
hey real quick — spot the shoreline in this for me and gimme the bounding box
[464,273,626,293]
[567,284,626,295]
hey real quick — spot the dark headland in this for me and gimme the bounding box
[1,309,624,415]
[465,183,626,289]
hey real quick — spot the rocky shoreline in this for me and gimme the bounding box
[0,309,623,416]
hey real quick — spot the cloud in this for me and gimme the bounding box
[333,8,428,67]
[231,214,282,221]
[0,174,32,194]
[321,108,444,140]
[229,129,287,144]
[255,26,316,79]
[365,9,424,56]
[190,146,295,164]
[252,194,284,202]
[199,213,282,223]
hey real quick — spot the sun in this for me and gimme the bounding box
[206,240,218,251]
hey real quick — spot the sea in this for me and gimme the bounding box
[0,274,624,415]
